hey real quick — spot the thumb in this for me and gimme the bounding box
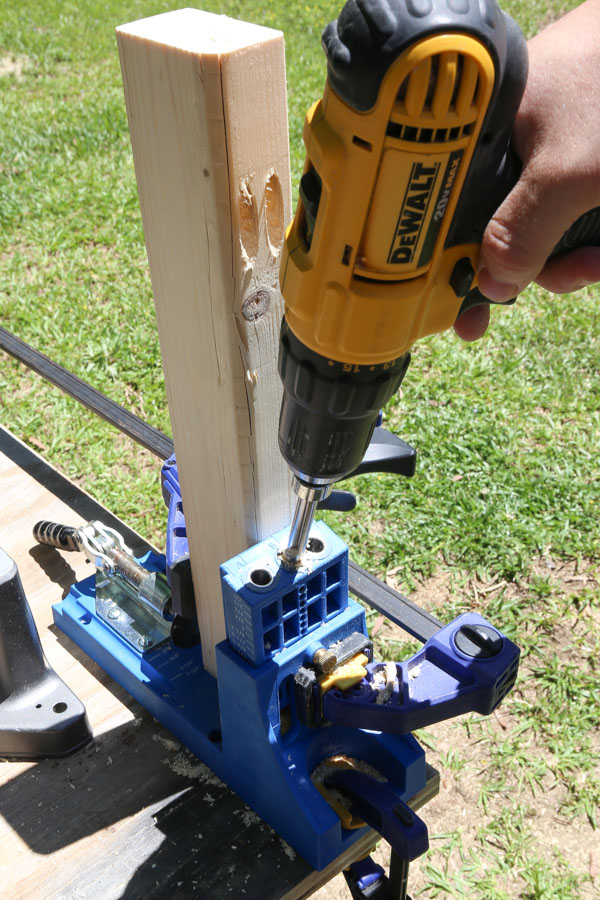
[477,163,586,302]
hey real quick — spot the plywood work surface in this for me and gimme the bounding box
[0,427,438,898]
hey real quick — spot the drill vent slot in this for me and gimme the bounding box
[386,120,474,143]
[391,51,481,142]
[352,135,372,151]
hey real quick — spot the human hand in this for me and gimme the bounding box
[454,0,600,342]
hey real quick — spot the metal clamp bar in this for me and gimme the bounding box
[0,326,174,460]
[348,561,442,643]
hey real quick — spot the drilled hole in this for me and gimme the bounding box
[238,177,259,259]
[53,702,68,714]
[265,171,284,249]
[250,568,273,587]
[208,729,222,744]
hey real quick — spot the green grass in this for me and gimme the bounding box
[1,2,598,897]
[328,285,600,583]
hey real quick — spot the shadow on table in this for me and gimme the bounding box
[0,716,312,900]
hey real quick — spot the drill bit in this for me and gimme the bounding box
[281,479,331,569]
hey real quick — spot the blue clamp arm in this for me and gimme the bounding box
[323,768,429,862]
[160,456,198,633]
[322,612,519,733]
[161,455,189,582]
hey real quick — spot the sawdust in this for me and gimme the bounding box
[157,740,225,788]
[372,661,397,704]
[311,755,387,789]
[152,733,180,753]
[279,838,296,861]
[234,807,266,829]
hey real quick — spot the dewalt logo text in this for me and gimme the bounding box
[388,162,440,265]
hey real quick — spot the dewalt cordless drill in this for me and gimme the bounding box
[278,0,600,566]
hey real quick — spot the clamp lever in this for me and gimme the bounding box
[322,613,520,733]
[325,768,429,863]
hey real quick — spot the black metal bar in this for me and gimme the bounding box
[348,561,442,643]
[388,851,410,900]
[0,326,174,461]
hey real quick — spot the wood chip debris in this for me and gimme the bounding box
[372,661,397,704]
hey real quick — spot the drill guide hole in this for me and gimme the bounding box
[250,568,273,587]
[306,537,325,554]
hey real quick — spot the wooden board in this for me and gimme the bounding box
[117,10,294,675]
[0,427,438,899]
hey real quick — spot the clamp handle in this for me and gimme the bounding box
[324,768,429,863]
[322,612,519,733]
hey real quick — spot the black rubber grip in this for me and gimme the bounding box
[322,0,510,113]
[33,520,82,552]
[551,207,600,259]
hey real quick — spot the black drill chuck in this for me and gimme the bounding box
[278,319,410,485]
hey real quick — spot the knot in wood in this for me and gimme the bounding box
[242,289,270,322]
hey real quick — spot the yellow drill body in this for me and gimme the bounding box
[281,34,495,366]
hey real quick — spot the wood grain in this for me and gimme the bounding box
[116,9,294,675]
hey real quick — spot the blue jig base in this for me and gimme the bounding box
[53,523,427,870]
